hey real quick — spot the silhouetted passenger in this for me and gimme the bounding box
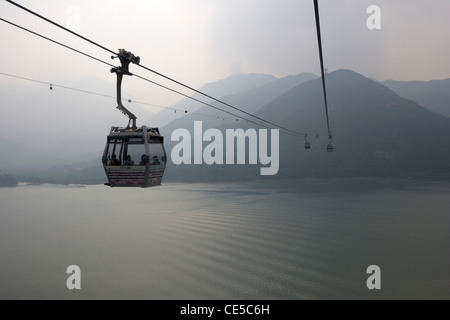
[140,154,149,166]
[123,154,134,166]
[152,156,161,165]
[111,154,120,166]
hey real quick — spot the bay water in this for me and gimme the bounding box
[0,178,449,299]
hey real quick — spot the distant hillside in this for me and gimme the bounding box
[264,70,450,179]
[11,70,450,184]
[0,138,38,169]
[160,72,319,182]
[14,158,105,185]
[148,73,278,127]
[0,76,141,171]
[0,174,17,187]
[160,72,318,148]
[164,70,450,182]
[7,73,277,184]
[383,79,450,117]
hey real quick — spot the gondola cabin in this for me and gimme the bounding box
[304,134,311,150]
[327,143,334,152]
[305,142,311,150]
[102,126,166,188]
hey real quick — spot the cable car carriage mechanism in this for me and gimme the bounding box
[102,49,166,188]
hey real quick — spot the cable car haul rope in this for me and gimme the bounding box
[313,0,334,152]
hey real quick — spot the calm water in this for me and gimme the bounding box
[0,179,449,300]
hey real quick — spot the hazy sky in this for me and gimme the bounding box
[1,0,449,109]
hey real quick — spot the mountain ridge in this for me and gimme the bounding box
[3,69,450,184]
[383,78,450,117]
[163,69,450,182]
[148,73,278,127]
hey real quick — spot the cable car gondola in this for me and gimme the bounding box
[326,135,334,153]
[103,126,166,187]
[304,134,311,150]
[102,49,166,188]
[326,143,334,152]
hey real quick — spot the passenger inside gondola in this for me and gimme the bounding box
[111,154,120,166]
[139,154,149,166]
[123,154,134,166]
[152,156,161,165]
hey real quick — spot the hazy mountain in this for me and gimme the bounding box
[8,70,450,184]
[1,73,275,183]
[159,72,319,182]
[13,158,105,185]
[0,76,153,171]
[164,70,450,181]
[148,73,277,127]
[211,72,319,115]
[0,137,41,170]
[265,70,450,178]
[383,79,450,117]
[0,174,17,187]
[199,73,278,97]
[160,72,318,140]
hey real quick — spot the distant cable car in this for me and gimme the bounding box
[304,134,311,150]
[326,135,334,152]
[326,143,333,152]
[102,49,166,188]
